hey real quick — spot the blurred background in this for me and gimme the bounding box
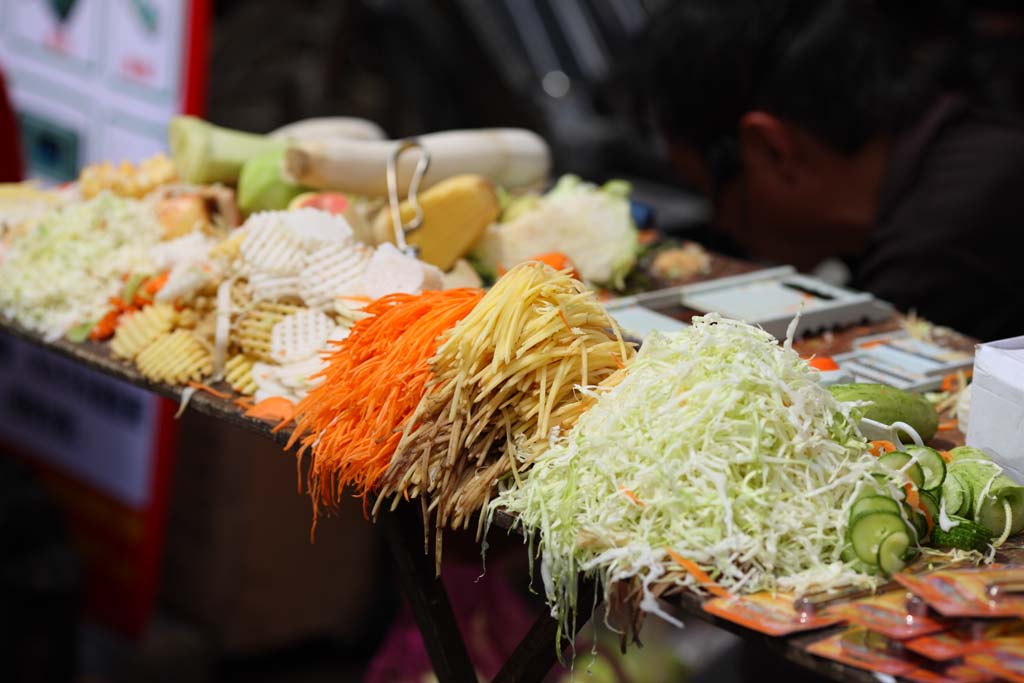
[2,1,1024,681]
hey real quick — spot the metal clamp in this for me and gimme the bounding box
[386,138,431,257]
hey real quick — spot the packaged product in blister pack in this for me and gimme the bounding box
[806,627,995,683]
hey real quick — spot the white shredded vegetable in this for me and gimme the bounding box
[491,314,881,633]
[0,193,161,339]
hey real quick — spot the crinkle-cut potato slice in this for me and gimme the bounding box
[224,353,258,395]
[135,330,213,385]
[235,301,305,362]
[111,303,178,360]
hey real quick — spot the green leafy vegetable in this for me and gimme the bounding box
[491,314,881,635]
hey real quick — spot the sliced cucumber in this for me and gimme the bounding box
[919,490,940,526]
[851,495,901,519]
[850,511,907,564]
[941,472,971,517]
[878,451,926,489]
[877,531,911,575]
[910,508,928,542]
[905,446,946,491]
[931,517,993,552]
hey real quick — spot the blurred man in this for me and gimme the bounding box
[646,0,1024,341]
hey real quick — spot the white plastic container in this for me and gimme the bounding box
[966,335,1024,482]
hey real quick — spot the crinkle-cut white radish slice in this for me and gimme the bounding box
[360,242,435,300]
[249,272,302,302]
[213,280,233,377]
[270,309,335,364]
[285,208,355,248]
[251,361,300,403]
[420,260,444,292]
[299,242,372,309]
[274,355,329,393]
[150,231,216,270]
[239,217,306,276]
[156,260,220,302]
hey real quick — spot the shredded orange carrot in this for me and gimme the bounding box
[187,381,233,400]
[143,271,170,296]
[89,309,121,341]
[620,488,646,507]
[234,397,255,410]
[246,396,296,423]
[904,484,934,535]
[869,440,897,457]
[664,548,730,598]
[287,288,484,519]
[613,354,626,370]
[904,484,920,510]
[939,450,953,464]
[937,419,958,432]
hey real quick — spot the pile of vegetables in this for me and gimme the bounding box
[0,193,162,341]
[376,262,634,559]
[474,175,640,289]
[490,315,884,639]
[288,288,484,520]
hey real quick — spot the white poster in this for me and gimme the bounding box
[0,334,160,509]
[0,0,192,180]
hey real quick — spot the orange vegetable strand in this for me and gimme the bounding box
[287,288,484,520]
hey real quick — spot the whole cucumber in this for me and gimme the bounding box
[830,383,939,441]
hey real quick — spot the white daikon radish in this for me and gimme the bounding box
[269,117,387,142]
[282,129,551,197]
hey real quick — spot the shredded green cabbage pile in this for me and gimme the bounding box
[0,193,161,340]
[491,314,879,630]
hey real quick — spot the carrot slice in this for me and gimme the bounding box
[89,309,121,341]
[869,440,897,457]
[805,356,839,371]
[939,450,953,464]
[664,548,730,598]
[529,252,581,279]
[937,420,958,432]
[246,396,296,423]
[187,381,233,400]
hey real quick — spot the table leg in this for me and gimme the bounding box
[380,506,478,683]
[492,579,597,683]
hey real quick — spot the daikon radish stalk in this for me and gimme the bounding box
[282,129,551,197]
[169,116,283,184]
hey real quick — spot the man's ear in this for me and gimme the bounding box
[738,111,801,184]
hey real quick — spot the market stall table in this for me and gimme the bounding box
[0,256,979,683]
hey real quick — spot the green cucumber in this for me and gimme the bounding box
[949,447,1024,536]
[877,451,925,489]
[877,531,911,575]
[829,383,939,440]
[941,473,970,517]
[905,446,946,491]
[841,544,881,576]
[849,511,908,564]
[919,490,940,526]
[851,495,901,518]
[930,517,993,552]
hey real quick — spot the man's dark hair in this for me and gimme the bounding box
[645,0,943,171]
